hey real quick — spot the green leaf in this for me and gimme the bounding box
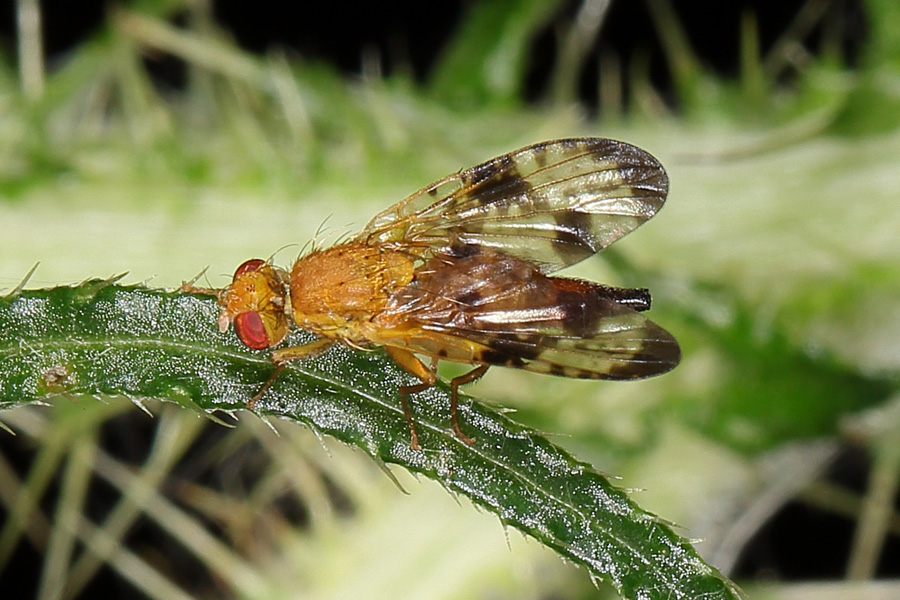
[0,280,742,600]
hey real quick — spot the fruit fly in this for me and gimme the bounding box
[184,138,680,449]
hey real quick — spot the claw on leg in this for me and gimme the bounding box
[449,364,489,446]
[247,363,285,410]
[385,346,488,449]
[247,338,335,410]
[398,381,431,450]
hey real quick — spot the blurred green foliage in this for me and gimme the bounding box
[1,0,899,598]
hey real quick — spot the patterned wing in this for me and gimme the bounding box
[373,251,680,379]
[359,138,668,274]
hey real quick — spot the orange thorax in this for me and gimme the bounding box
[289,243,415,340]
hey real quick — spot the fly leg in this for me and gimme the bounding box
[385,347,485,449]
[398,380,431,451]
[248,338,335,410]
[384,347,438,450]
[449,364,489,446]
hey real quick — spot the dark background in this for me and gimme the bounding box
[0,0,868,110]
[0,1,893,597]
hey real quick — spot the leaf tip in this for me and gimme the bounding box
[0,419,15,436]
[128,396,155,418]
[4,262,40,298]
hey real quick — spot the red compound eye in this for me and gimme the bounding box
[233,258,266,280]
[233,311,274,350]
[225,259,289,350]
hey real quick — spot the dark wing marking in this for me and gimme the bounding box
[374,251,680,379]
[359,138,668,274]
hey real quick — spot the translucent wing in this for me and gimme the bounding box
[373,251,680,379]
[359,138,668,274]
